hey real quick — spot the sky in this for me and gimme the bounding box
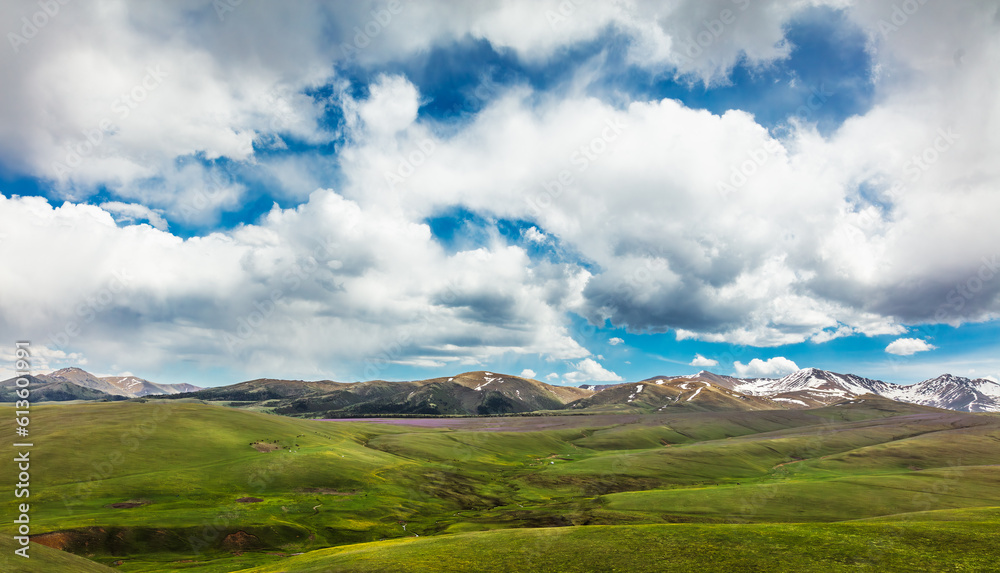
[1,0,999,387]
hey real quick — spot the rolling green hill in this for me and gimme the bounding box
[231,520,1000,573]
[0,535,117,573]
[3,398,998,572]
[0,374,125,402]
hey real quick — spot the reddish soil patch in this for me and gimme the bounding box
[236,497,264,503]
[32,531,72,550]
[251,442,281,453]
[106,499,152,509]
[221,530,261,550]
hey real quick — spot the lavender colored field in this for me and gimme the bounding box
[320,414,647,432]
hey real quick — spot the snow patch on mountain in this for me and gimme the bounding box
[713,368,1000,413]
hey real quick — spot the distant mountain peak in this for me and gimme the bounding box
[27,367,203,399]
[51,366,90,374]
[706,367,1000,413]
[8,365,998,414]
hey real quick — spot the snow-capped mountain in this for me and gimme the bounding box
[697,368,1000,412]
[678,371,751,388]
[38,367,202,398]
[6,365,998,414]
[728,368,895,407]
[895,374,1000,413]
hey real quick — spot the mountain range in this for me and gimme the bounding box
[698,368,1000,412]
[161,371,593,417]
[3,366,998,414]
[0,367,201,401]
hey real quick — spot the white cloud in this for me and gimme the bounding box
[523,226,546,243]
[810,325,856,344]
[733,357,799,378]
[562,358,624,384]
[2,1,1000,381]
[114,162,248,227]
[368,88,907,347]
[408,0,819,84]
[340,4,1000,347]
[0,0,829,201]
[0,0,333,210]
[608,337,624,346]
[0,192,591,380]
[99,201,168,231]
[689,354,719,367]
[0,344,87,381]
[356,74,420,137]
[519,368,537,379]
[885,338,937,356]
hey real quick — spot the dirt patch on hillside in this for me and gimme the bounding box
[30,525,308,557]
[221,530,262,550]
[106,499,152,509]
[251,441,281,452]
[236,497,264,503]
[32,531,73,550]
[296,488,358,496]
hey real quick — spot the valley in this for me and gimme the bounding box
[3,387,999,572]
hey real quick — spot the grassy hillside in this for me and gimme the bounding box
[4,400,998,571]
[232,521,1000,573]
[0,536,115,573]
[0,374,124,402]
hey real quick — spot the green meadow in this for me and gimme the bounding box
[3,399,999,571]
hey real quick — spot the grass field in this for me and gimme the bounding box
[2,399,998,571]
[0,535,116,572]
[233,520,1000,573]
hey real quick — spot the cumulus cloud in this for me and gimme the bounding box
[0,192,590,380]
[2,1,1000,383]
[356,74,420,137]
[412,0,821,84]
[690,354,719,367]
[0,344,87,381]
[733,357,799,378]
[0,0,829,202]
[343,1,1000,347]
[519,368,537,379]
[369,87,917,347]
[99,202,168,231]
[0,0,332,212]
[523,227,546,243]
[608,337,624,346]
[885,338,937,356]
[562,358,624,384]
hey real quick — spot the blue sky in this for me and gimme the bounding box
[1,0,998,387]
